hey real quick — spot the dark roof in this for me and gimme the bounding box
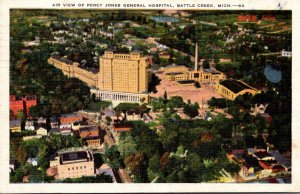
[177,80,196,84]
[61,151,88,162]
[10,120,21,128]
[52,56,73,65]
[219,79,255,94]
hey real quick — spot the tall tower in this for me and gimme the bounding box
[194,42,198,71]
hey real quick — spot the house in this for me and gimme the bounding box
[10,119,21,133]
[37,117,47,124]
[50,117,59,128]
[112,122,133,133]
[60,127,73,136]
[262,15,276,21]
[126,110,141,121]
[36,126,48,136]
[79,126,100,148]
[27,158,38,166]
[48,128,60,135]
[250,103,268,116]
[237,15,258,22]
[25,120,35,131]
[60,113,82,125]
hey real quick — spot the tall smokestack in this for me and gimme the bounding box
[194,42,198,71]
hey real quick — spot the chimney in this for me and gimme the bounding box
[194,42,198,71]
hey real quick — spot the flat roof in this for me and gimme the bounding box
[61,151,89,162]
[60,113,81,118]
[219,79,256,94]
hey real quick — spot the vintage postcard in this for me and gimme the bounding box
[0,0,299,193]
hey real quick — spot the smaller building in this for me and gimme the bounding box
[27,158,38,166]
[60,113,82,125]
[10,120,21,133]
[126,110,141,121]
[237,15,258,22]
[36,126,48,136]
[281,50,292,57]
[262,15,276,21]
[216,79,260,100]
[25,120,35,131]
[112,122,133,133]
[79,126,101,148]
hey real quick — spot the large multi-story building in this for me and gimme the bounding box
[98,50,149,93]
[50,150,95,179]
[48,50,150,103]
[48,56,98,87]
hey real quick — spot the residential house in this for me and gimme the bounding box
[36,126,48,136]
[25,120,35,131]
[60,113,82,125]
[60,127,73,136]
[37,117,47,125]
[50,117,59,128]
[79,126,101,148]
[10,119,21,133]
[126,110,141,121]
[27,158,38,166]
[112,122,132,133]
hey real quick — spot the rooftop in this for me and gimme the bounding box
[219,79,257,94]
[60,113,81,118]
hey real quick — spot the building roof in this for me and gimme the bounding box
[60,113,81,118]
[219,79,257,94]
[79,125,99,139]
[113,122,132,132]
[61,151,89,162]
[60,150,93,164]
[10,120,21,128]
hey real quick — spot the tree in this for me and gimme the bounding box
[16,146,28,165]
[118,135,137,158]
[105,145,122,169]
[169,96,185,108]
[195,82,201,88]
[203,59,210,69]
[183,104,199,118]
[105,116,112,125]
